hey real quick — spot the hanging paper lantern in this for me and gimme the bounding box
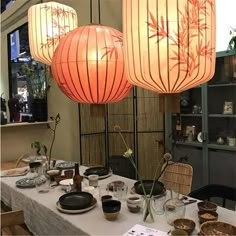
[28,2,78,65]
[123,0,216,93]
[51,24,133,103]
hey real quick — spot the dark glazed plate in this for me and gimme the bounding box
[134,180,165,195]
[59,192,93,210]
[56,198,97,214]
[84,166,109,177]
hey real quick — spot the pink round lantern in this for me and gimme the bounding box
[51,24,133,103]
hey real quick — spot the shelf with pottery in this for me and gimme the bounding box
[207,143,236,152]
[0,121,52,128]
[208,83,236,88]
[172,113,202,117]
[173,140,203,148]
[208,114,236,118]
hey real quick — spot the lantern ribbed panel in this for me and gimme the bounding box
[123,0,216,93]
[51,25,133,104]
[28,2,78,65]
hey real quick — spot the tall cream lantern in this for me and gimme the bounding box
[28,2,78,65]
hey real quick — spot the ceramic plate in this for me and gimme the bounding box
[59,191,93,210]
[55,161,77,170]
[83,166,109,177]
[16,177,37,188]
[130,186,166,197]
[1,168,29,177]
[83,172,112,180]
[56,198,97,214]
[59,179,73,186]
[197,132,203,143]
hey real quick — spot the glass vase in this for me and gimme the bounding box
[142,196,155,223]
[35,162,50,193]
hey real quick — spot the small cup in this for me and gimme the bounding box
[88,174,99,187]
[102,200,121,221]
[126,195,143,213]
[153,195,166,215]
[113,183,128,201]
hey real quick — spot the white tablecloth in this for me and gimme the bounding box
[1,166,236,236]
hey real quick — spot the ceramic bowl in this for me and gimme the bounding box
[198,210,218,224]
[102,200,121,221]
[173,218,196,235]
[200,221,236,236]
[126,195,143,213]
[197,201,217,212]
[171,229,188,236]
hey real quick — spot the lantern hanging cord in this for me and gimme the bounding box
[90,0,93,24]
[90,0,101,24]
[98,0,101,24]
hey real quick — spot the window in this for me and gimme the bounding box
[8,23,48,123]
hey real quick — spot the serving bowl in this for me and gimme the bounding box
[134,180,164,195]
[198,210,218,224]
[173,218,196,235]
[197,201,217,212]
[200,221,236,236]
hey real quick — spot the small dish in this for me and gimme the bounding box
[59,179,73,186]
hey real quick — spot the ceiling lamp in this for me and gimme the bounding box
[51,24,133,103]
[28,2,78,65]
[123,0,216,93]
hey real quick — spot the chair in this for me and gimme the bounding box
[1,210,32,235]
[188,184,236,208]
[159,162,193,195]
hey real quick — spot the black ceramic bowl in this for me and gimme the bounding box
[134,180,164,195]
[59,192,93,210]
[102,200,121,213]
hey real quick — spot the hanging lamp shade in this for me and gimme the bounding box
[28,2,78,65]
[51,24,133,103]
[123,0,216,93]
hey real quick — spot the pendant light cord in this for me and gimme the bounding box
[90,0,93,24]
[90,0,101,24]
[98,0,101,24]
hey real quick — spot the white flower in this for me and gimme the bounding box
[123,148,133,158]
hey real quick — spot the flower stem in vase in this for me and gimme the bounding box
[143,196,155,223]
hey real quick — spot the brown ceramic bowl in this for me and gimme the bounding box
[198,210,218,224]
[197,201,217,212]
[200,221,236,236]
[173,218,196,235]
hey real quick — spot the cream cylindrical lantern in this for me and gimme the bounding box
[123,0,216,93]
[28,2,78,65]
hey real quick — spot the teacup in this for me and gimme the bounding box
[102,200,121,221]
[126,195,143,213]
